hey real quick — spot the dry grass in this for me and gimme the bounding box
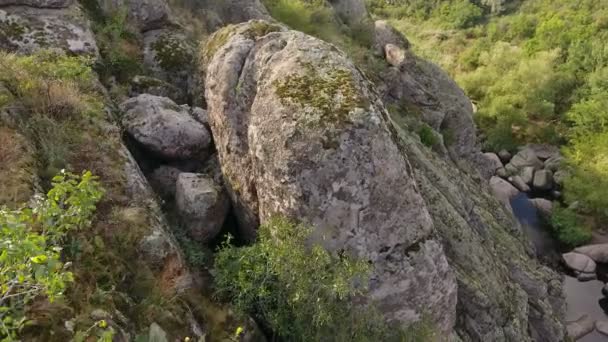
[0,126,36,207]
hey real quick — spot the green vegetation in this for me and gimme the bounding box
[0,171,105,340]
[214,217,435,341]
[549,206,592,247]
[418,124,440,148]
[367,0,608,228]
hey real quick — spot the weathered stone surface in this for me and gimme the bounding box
[526,144,560,161]
[147,165,181,200]
[99,0,171,32]
[175,173,229,243]
[143,29,196,97]
[596,320,608,337]
[0,6,98,56]
[510,148,544,171]
[509,175,530,192]
[384,43,406,67]
[544,155,563,172]
[203,21,565,341]
[373,20,409,56]
[520,166,535,185]
[490,176,519,205]
[328,0,368,24]
[498,149,512,163]
[505,162,519,176]
[204,21,457,334]
[566,314,595,340]
[205,0,271,29]
[0,0,70,7]
[483,152,503,172]
[130,75,187,105]
[496,167,508,179]
[574,244,608,264]
[562,252,596,274]
[533,170,554,191]
[530,198,553,217]
[190,107,209,128]
[120,94,211,160]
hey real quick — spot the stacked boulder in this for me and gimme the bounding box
[120,94,229,244]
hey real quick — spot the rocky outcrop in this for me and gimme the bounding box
[120,94,211,160]
[574,244,608,263]
[202,20,565,341]
[204,21,458,335]
[0,4,98,55]
[328,0,368,24]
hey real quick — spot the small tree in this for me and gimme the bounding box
[0,171,104,340]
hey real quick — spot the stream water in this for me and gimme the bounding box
[510,194,608,341]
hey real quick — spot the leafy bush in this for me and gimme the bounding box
[549,206,592,247]
[436,0,483,29]
[0,171,104,340]
[214,217,434,341]
[418,124,440,148]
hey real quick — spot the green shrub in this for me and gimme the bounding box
[417,124,440,148]
[0,171,104,340]
[214,217,434,341]
[436,0,483,29]
[549,206,592,247]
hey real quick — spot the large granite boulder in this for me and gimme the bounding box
[509,148,544,171]
[533,170,554,191]
[120,94,211,160]
[204,21,458,335]
[175,173,229,243]
[574,244,608,263]
[203,20,565,341]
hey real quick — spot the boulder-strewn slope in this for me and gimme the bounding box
[202,20,565,341]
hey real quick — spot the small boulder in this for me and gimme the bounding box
[577,272,597,282]
[175,173,229,243]
[509,175,530,192]
[520,166,535,185]
[482,152,504,172]
[490,176,519,205]
[526,144,560,161]
[574,244,608,264]
[566,314,595,340]
[596,320,608,337]
[530,198,553,217]
[147,165,181,200]
[373,20,409,56]
[533,170,554,191]
[121,94,211,160]
[191,107,209,128]
[496,167,508,179]
[504,163,519,176]
[498,149,512,163]
[384,44,406,67]
[544,155,563,172]
[562,252,596,274]
[510,148,544,171]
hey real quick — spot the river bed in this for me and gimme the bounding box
[510,194,608,341]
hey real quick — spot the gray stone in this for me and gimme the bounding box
[384,43,406,67]
[130,76,187,105]
[120,94,211,160]
[0,0,70,7]
[496,167,508,179]
[510,148,544,171]
[0,6,98,56]
[505,163,519,176]
[566,314,595,340]
[147,165,181,200]
[175,173,229,243]
[148,323,168,342]
[203,20,565,341]
[373,20,409,56]
[530,198,553,217]
[526,144,560,161]
[204,21,457,335]
[509,175,530,192]
[574,244,608,264]
[533,170,554,191]
[90,309,111,320]
[520,166,535,185]
[329,0,368,24]
[544,155,563,172]
[562,252,596,274]
[596,320,608,337]
[498,149,512,163]
[482,152,504,172]
[577,272,597,282]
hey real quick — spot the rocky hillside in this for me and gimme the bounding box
[0,0,566,340]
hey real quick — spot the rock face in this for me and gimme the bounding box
[490,176,519,206]
[328,0,368,24]
[203,20,565,341]
[175,173,229,243]
[0,0,69,7]
[574,244,608,263]
[120,94,211,160]
[100,0,171,32]
[509,148,544,170]
[0,5,98,55]
[533,169,554,191]
[204,21,458,334]
[373,20,409,56]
